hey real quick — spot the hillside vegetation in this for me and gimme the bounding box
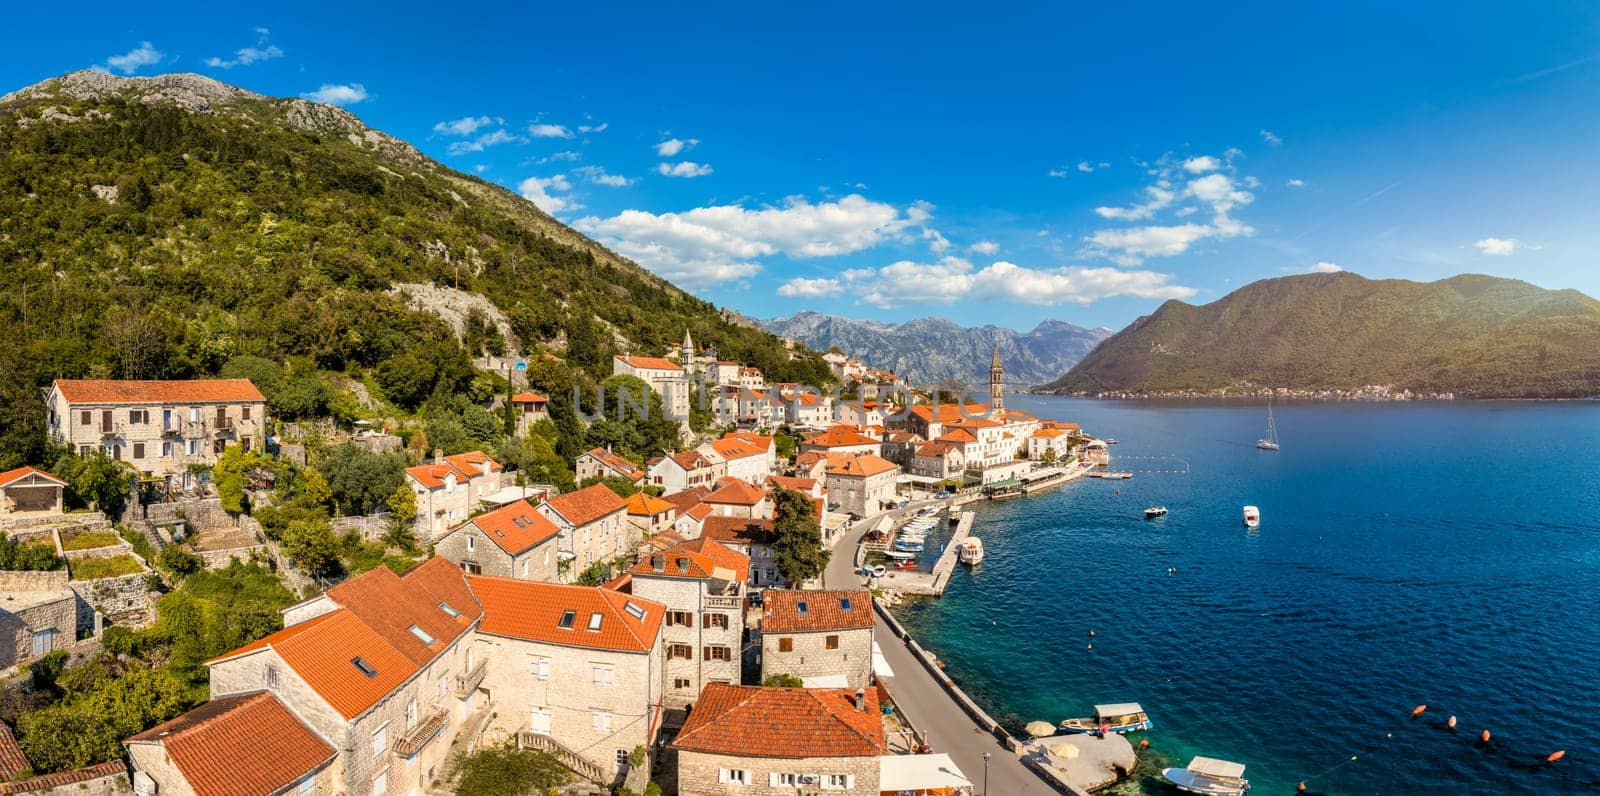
[0,71,829,465]
[1044,272,1600,398]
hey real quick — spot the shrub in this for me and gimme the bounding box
[68,554,145,581]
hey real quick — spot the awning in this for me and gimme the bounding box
[1094,702,1144,717]
[802,674,849,688]
[1188,757,1247,778]
[985,478,1020,488]
[872,641,894,678]
[878,753,972,791]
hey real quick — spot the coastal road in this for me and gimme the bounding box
[825,506,1056,795]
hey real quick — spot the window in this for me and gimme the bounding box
[161,441,172,457]
[587,612,603,632]
[352,657,378,678]
[371,724,388,757]
[242,406,252,421]
[840,596,852,611]
[668,644,693,660]
[667,610,693,627]
[132,442,145,459]
[703,646,732,661]
[719,769,750,785]
[616,748,631,769]
[129,409,147,424]
[265,664,279,690]
[778,637,793,652]
[466,536,475,552]
[408,625,437,645]
[405,698,418,729]
[772,773,800,787]
[558,610,576,629]
[823,773,853,790]
[521,560,529,577]
[461,561,482,575]
[826,634,840,650]
[593,665,613,687]
[592,711,612,733]
[623,601,646,620]
[80,410,91,426]
[531,657,550,679]
[439,601,460,618]
[371,770,387,795]
[673,677,692,689]
[188,439,201,456]
[702,613,729,630]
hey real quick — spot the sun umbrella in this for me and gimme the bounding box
[1025,720,1057,738]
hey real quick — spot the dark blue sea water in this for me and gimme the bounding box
[893,397,1600,795]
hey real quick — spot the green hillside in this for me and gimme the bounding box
[1043,271,1600,398]
[0,71,830,464]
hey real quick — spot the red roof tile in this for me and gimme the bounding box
[681,536,751,584]
[703,478,767,506]
[449,499,560,555]
[510,392,548,404]
[468,577,664,652]
[700,516,777,547]
[51,378,265,405]
[581,448,646,481]
[803,427,880,449]
[762,589,873,633]
[615,355,682,372]
[823,453,900,477]
[544,483,628,526]
[624,492,677,517]
[0,723,28,778]
[709,432,772,461]
[766,475,818,494]
[0,466,67,489]
[661,486,712,514]
[126,692,334,796]
[673,685,885,758]
[444,450,502,475]
[406,461,468,490]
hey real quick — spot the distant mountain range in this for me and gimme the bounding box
[1042,272,1600,398]
[761,311,1112,387]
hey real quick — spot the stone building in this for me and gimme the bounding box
[535,484,630,578]
[43,379,267,489]
[672,684,885,795]
[701,478,772,519]
[468,577,666,780]
[759,589,874,689]
[612,355,691,422]
[126,690,337,796]
[623,492,677,536]
[822,453,901,517]
[576,447,646,486]
[646,450,725,495]
[0,570,74,669]
[0,466,66,516]
[405,451,503,545]
[701,433,775,485]
[625,537,748,708]
[700,517,783,588]
[508,392,549,436]
[909,441,966,481]
[432,499,561,581]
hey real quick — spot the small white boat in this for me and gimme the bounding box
[957,537,984,565]
[1058,702,1152,735]
[1161,756,1250,795]
[892,539,925,552]
[1242,505,1260,529]
[1257,397,1280,451]
[881,549,917,561]
[1144,506,1168,518]
[871,564,887,578]
[1106,439,1120,445]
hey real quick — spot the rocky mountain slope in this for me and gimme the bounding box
[762,310,1111,387]
[1042,271,1600,398]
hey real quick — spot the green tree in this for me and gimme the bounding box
[496,434,576,492]
[771,488,829,584]
[453,742,571,796]
[54,449,135,515]
[280,517,340,575]
[574,561,610,586]
[0,533,64,571]
[299,466,333,509]
[157,545,202,577]
[318,444,405,514]
[384,483,418,550]
[761,673,804,688]
[213,443,248,514]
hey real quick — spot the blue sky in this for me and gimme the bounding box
[5,2,1599,331]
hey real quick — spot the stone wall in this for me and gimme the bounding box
[759,627,872,689]
[0,571,75,669]
[0,570,69,592]
[0,511,107,534]
[0,760,130,795]
[68,570,153,633]
[676,749,877,795]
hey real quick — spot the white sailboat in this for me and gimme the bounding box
[1256,397,1280,451]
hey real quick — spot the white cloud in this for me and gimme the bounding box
[574,194,923,288]
[301,83,369,106]
[104,42,164,74]
[1182,155,1222,174]
[1048,167,1071,178]
[536,151,582,164]
[829,257,1195,308]
[776,277,845,298]
[1474,237,1525,255]
[1077,161,1095,173]
[656,137,698,157]
[1260,129,1283,146]
[433,116,499,136]
[205,29,282,69]
[528,123,574,138]
[1094,185,1176,221]
[473,164,489,173]
[1087,162,1257,264]
[969,240,1000,255]
[1311,261,1343,273]
[1085,224,1214,265]
[574,165,633,187]
[658,161,714,178]
[517,174,578,215]
[447,128,523,155]
[577,122,608,133]
[1286,178,1306,188]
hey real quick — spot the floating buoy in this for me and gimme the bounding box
[1547,750,1566,764]
[1139,739,1150,750]
[1479,730,1491,744]
[1086,643,1093,651]
[1411,704,1428,717]
[1447,715,1456,729]
[1089,629,1096,637]
[1297,783,1307,793]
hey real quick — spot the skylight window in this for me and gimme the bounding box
[351,657,378,678]
[439,601,460,618]
[624,601,646,620]
[797,600,809,614]
[409,625,437,645]
[588,612,603,632]
[840,597,852,611]
[558,610,576,629]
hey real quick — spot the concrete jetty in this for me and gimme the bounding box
[872,510,972,597]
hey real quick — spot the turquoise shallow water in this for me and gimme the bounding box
[893,397,1600,795]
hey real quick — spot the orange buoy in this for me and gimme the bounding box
[1447,715,1456,729]
[1547,750,1566,764]
[1411,704,1428,717]
[1139,739,1150,750]
[1479,730,1491,744]
[1297,784,1307,793]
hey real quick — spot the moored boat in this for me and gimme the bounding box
[1161,756,1250,795]
[1144,506,1168,518]
[1242,505,1260,529]
[1058,702,1153,735]
[957,537,984,565]
[892,538,925,552]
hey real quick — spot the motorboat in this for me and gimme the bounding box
[1144,506,1168,518]
[1058,703,1153,735]
[892,559,918,569]
[1161,757,1250,795]
[1242,506,1260,529]
[871,564,887,578]
[892,538,925,553]
[1106,439,1120,445]
[956,537,984,565]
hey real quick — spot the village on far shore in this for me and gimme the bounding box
[0,331,1120,796]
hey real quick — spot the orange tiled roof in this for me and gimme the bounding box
[0,724,28,779]
[1032,428,1066,438]
[406,452,496,490]
[762,589,874,633]
[445,450,502,475]
[709,433,771,461]
[823,453,899,478]
[673,684,885,758]
[215,610,412,719]
[582,447,645,481]
[936,428,978,444]
[625,492,676,517]
[452,499,560,555]
[704,478,767,506]
[803,426,879,449]
[615,354,682,372]
[908,403,991,424]
[766,475,817,493]
[468,577,664,652]
[682,536,750,584]
[681,503,712,522]
[51,378,266,405]
[794,451,827,469]
[629,547,719,579]
[700,516,776,547]
[0,466,67,489]
[510,391,548,404]
[544,483,628,526]
[662,486,712,515]
[125,692,334,796]
[665,450,716,471]
[915,441,961,458]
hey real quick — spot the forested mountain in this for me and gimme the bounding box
[761,311,1110,387]
[1043,271,1600,398]
[0,71,830,465]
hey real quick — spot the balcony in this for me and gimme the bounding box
[392,709,449,757]
[214,417,235,432]
[703,595,742,610]
[455,658,488,698]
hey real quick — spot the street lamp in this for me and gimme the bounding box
[983,751,991,795]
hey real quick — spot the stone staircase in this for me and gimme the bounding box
[516,730,609,786]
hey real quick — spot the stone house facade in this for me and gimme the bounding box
[626,538,748,708]
[576,447,646,485]
[536,484,630,578]
[759,590,874,689]
[0,570,74,669]
[126,690,337,796]
[823,454,901,517]
[405,451,503,546]
[432,499,560,581]
[0,467,66,516]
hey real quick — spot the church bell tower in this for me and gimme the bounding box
[989,347,1005,416]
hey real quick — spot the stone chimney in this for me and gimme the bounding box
[432,448,443,464]
[855,687,866,712]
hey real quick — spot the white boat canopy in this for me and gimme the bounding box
[1188,757,1247,779]
[1095,703,1145,717]
[878,753,973,791]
